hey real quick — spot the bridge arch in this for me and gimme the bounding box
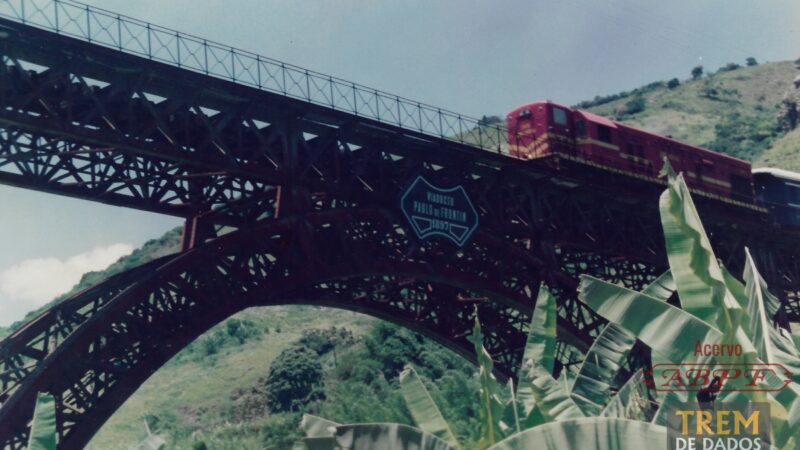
[0,207,584,449]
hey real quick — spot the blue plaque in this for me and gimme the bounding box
[400,176,479,247]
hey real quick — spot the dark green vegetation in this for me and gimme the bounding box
[89,301,480,449]
[0,57,798,448]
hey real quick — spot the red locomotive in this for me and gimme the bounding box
[506,101,754,204]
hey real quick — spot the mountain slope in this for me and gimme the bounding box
[582,60,798,162]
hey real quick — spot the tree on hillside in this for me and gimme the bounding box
[265,345,324,412]
[691,65,703,80]
[746,57,758,66]
[667,78,680,89]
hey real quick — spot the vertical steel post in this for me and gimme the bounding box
[203,40,208,74]
[352,83,358,115]
[256,55,261,88]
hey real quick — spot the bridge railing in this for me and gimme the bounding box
[0,0,509,153]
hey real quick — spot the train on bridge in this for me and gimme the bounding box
[506,101,800,226]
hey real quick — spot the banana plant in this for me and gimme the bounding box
[27,392,56,450]
[296,294,664,450]
[577,161,800,449]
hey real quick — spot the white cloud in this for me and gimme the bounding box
[0,243,133,326]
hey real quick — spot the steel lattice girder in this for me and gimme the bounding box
[2,26,799,319]
[0,207,562,448]
[0,13,799,449]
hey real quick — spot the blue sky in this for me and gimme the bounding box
[0,0,798,325]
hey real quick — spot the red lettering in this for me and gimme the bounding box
[745,368,774,387]
[687,368,711,387]
[661,368,686,387]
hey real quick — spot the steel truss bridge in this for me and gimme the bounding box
[0,1,798,448]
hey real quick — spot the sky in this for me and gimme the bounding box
[0,0,798,325]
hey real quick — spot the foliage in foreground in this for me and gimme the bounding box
[293,160,800,449]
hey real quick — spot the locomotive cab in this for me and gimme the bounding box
[506,101,573,159]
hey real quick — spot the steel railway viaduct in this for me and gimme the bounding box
[0,1,798,448]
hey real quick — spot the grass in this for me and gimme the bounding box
[87,306,375,449]
[584,61,798,159]
[755,127,800,170]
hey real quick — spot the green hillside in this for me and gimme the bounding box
[581,59,798,165]
[2,57,799,449]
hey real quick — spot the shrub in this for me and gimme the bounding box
[691,65,703,80]
[667,78,680,89]
[265,345,324,412]
[202,333,225,356]
[746,57,758,66]
[619,95,646,116]
[260,413,303,449]
[719,62,741,72]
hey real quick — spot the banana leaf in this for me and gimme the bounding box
[601,370,652,421]
[771,380,800,448]
[516,286,557,422]
[570,323,636,416]
[399,365,460,448]
[27,392,57,450]
[721,264,749,309]
[301,414,339,438]
[578,274,723,364]
[641,268,676,403]
[331,423,457,450]
[520,286,557,373]
[641,270,675,302]
[299,415,340,450]
[468,315,508,447]
[743,248,800,381]
[659,162,741,330]
[504,379,521,434]
[486,417,666,450]
[526,364,584,421]
[650,391,686,426]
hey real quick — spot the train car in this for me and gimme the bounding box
[753,168,800,226]
[506,101,755,204]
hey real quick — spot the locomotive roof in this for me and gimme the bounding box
[573,110,617,128]
[753,167,800,183]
